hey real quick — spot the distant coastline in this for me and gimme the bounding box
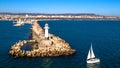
[0,12,120,20]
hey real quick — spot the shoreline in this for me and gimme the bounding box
[0,19,120,21]
[0,13,120,21]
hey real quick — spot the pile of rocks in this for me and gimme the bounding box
[9,40,76,58]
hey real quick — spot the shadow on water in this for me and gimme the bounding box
[40,58,53,68]
[87,63,100,68]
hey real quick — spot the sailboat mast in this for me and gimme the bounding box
[90,43,95,58]
[87,43,95,60]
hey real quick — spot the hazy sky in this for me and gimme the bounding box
[0,0,120,16]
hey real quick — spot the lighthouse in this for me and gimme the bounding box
[44,23,49,39]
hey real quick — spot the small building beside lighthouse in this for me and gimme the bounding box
[44,23,49,39]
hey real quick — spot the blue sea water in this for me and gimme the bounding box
[0,20,120,68]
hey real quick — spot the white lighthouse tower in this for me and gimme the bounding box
[44,23,49,39]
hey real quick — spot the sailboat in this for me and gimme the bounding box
[87,43,100,63]
[13,20,24,26]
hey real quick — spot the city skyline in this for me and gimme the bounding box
[0,0,120,16]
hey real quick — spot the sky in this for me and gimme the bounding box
[0,0,120,16]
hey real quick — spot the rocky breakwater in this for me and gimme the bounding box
[9,21,76,58]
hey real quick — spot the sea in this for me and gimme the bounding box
[0,20,120,68]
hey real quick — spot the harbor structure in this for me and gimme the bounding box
[9,21,76,57]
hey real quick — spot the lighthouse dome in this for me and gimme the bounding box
[45,23,48,27]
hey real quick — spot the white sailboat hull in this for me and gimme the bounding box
[87,58,100,64]
[13,23,24,26]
